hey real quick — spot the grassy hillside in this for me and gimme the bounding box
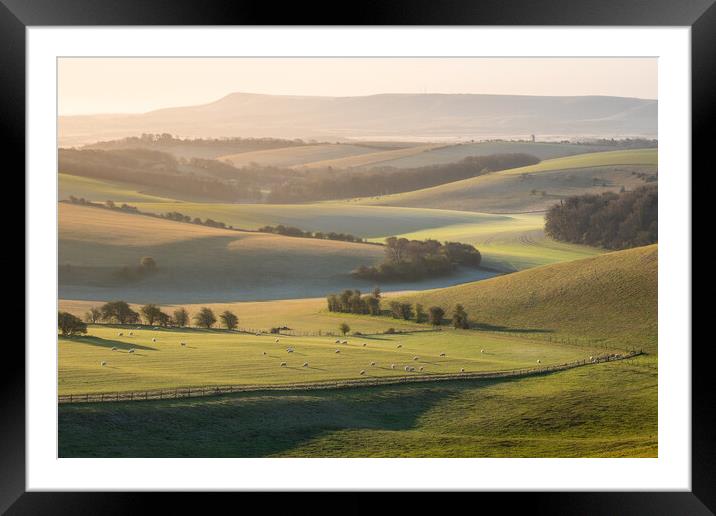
[397,245,657,352]
[59,203,387,303]
[370,141,632,169]
[218,143,390,168]
[294,143,445,170]
[58,325,603,395]
[59,173,180,203]
[358,149,657,212]
[59,356,656,457]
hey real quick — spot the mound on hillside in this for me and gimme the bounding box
[397,245,657,351]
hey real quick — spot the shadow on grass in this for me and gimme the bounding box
[64,335,158,351]
[471,323,554,334]
[58,379,503,458]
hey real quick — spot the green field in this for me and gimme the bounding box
[218,143,384,168]
[58,325,607,395]
[356,149,658,212]
[58,355,657,457]
[368,141,630,169]
[59,173,177,203]
[293,143,445,169]
[57,245,658,457]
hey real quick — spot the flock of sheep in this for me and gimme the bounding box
[97,329,555,376]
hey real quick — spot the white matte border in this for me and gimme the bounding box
[27,26,690,491]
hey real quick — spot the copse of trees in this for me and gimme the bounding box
[267,153,540,203]
[140,304,163,325]
[115,256,159,282]
[545,185,657,250]
[194,307,217,329]
[84,307,101,324]
[429,306,446,327]
[258,225,369,244]
[326,289,382,315]
[353,237,482,281]
[452,304,470,329]
[58,312,87,336]
[173,308,189,327]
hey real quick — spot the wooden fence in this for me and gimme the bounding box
[58,351,643,405]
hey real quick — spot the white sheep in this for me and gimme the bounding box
[111,347,117,351]
[589,356,594,361]
[413,356,419,361]
[397,344,402,348]
[460,368,465,372]
[409,367,415,372]
[100,361,107,366]
[303,362,309,367]
[480,349,485,353]
[335,339,340,344]
[256,333,261,336]
[404,366,410,372]
[391,364,396,369]
[335,349,340,354]
[360,370,366,375]
[118,332,123,336]
[362,343,366,347]
[287,348,294,353]
[537,359,541,364]
[180,342,186,347]
[280,362,287,367]
[370,361,376,366]
[275,338,280,343]
[152,337,157,342]
[419,366,424,372]
[128,349,135,354]
[342,340,348,344]
[439,353,446,357]
[128,331,133,336]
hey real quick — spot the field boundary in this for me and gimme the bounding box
[58,351,642,404]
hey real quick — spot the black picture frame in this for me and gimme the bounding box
[6,0,708,512]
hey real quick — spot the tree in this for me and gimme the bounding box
[339,322,351,336]
[140,304,162,325]
[452,304,469,329]
[389,301,402,319]
[84,307,101,324]
[366,295,381,316]
[428,306,445,327]
[372,287,382,299]
[139,256,157,272]
[194,307,217,329]
[157,311,172,327]
[58,312,87,336]
[399,303,414,320]
[326,294,340,312]
[220,310,239,330]
[100,301,139,324]
[415,303,426,323]
[173,308,189,327]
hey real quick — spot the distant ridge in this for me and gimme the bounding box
[59,92,657,146]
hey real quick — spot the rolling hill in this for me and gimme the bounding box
[59,92,658,145]
[357,149,657,212]
[396,244,658,352]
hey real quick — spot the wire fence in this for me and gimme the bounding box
[58,350,643,405]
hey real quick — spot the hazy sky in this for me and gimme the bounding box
[58,57,657,116]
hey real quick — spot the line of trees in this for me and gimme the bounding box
[258,225,370,244]
[352,237,482,282]
[545,185,657,250]
[80,302,239,330]
[326,288,382,315]
[266,153,540,203]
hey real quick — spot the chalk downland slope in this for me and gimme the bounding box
[358,149,657,213]
[397,244,657,352]
[58,203,385,303]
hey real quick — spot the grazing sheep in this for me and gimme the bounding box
[256,333,261,336]
[180,342,186,347]
[111,347,117,351]
[128,332,133,336]
[460,368,465,373]
[335,339,340,344]
[480,349,484,353]
[275,338,280,343]
[589,356,594,361]
[419,367,424,372]
[287,348,294,353]
[370,361,376,366]
[409,367,415,372]
[391,364,396,369]
[335,349,340,354]
[404,366,410,372]
[342,340,348,344]
[303,362,309,367]
[413,356,419,361]
[128,349,135,354]
[360,370,366,375]
[397,344,402,348]
[439,353,446,357]
[100,361,107,366]
[537,359,541,364]
[280,362,287,367]
[118,332,123,336]
[152,338,157,342]
[262,351,267,356]
[362,343,367,347]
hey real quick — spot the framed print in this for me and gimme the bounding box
[7,0,710,511]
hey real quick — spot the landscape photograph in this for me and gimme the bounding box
[56,57,658,458]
